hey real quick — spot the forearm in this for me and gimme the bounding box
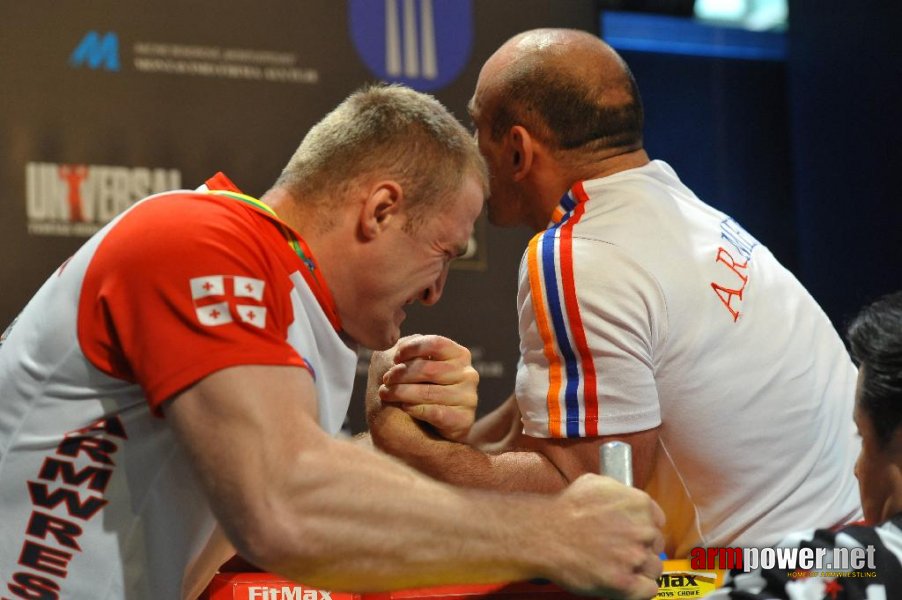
[265,433,666,600]
[371,405,569,494]
[466,394,522,453]
[170,367,662,599]
[352,431,374,449]
[371,406,659,493]
[168,368,547,592]
[262,435,559,591]
[407,439,569,493]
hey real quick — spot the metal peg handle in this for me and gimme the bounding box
[600,441,633,487]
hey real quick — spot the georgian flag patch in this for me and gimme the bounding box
[190,275,267,328]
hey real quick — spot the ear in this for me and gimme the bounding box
[359,181,403,241]
[509,125,535,182]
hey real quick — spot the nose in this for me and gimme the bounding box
[419,264,450,306]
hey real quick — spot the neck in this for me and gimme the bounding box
[528,148,650,231]
[260,187,306,232]
[260,186,357,309]
[576,147,650,182]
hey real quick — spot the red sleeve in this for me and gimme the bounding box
[77,193,306,413]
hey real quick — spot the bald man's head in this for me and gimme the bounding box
[473,29,643,159]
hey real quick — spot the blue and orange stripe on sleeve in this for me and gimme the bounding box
[527,232,563,436]
[528,183,600,437]
[563,182,599,435]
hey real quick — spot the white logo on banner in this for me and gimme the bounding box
[132,43,319,84]
[385,0,437,79]
[190,275,267,328]
[25,162,181,237]
[349,0,473,92]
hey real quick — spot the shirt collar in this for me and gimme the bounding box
[548,180,591,228]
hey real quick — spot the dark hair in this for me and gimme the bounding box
[848,290,902,446]
[489,55,644,155]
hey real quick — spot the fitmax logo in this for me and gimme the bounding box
[349,0,472,91]
[70,31,120,71]
[247,588,332,600]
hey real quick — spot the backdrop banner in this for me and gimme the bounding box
[0,0,597,431]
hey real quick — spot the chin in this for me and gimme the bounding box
[357,327,400,351]
[341,312,400,350]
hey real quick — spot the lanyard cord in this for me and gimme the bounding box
[208,190,315,273]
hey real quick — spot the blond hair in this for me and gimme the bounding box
[278,84,486,230]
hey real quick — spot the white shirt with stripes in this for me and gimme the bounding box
[514,160,861,557]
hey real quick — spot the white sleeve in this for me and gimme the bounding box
[515,233,667,438]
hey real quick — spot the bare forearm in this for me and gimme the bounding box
[371,406,568,494]
[265,436,667,600]
[466,394,522,453]
[261,437,557,591]
[169,370,547,592]
[408,439,570,493]
[170,366,662,599]
[371,407,659,493]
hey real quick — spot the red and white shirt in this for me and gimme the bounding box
[515,160,861,557]
[0,174,357,599]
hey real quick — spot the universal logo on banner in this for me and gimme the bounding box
[349,0,473,92]
[25,163,181,237]
[69,30,319,84]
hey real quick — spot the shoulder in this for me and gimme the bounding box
[121,191,260,239]
[95,192,280,273]
[78,191,294,331]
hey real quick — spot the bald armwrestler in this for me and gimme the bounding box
[367,29,861,559]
